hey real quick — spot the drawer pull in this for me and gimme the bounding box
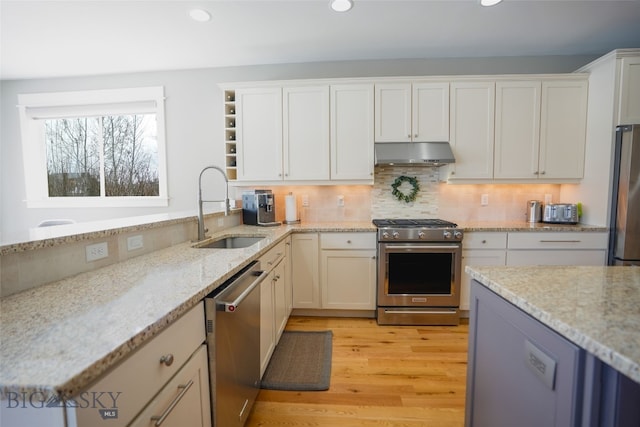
[159,354,174,367]
[539,240,581,243]
[150,380,194,426]
[267,252,283,266]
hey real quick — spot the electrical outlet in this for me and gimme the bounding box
[302,194,309,207]
[481,194,489,206]
[127,235,144,251]
[337,195,344,207]
[86,242,108,262]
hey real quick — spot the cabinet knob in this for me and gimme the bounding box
[482,240,487,244]
[534,171,539,175]
[414,134,418,138]
[347,240,352,244]
[159,354,174,367]
[540,171,546,175]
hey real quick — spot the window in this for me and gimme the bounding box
[18,87,168,208]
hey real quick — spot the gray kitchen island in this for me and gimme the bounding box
[465,265,640,427]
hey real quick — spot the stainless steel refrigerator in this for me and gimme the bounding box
[608,124,640,266]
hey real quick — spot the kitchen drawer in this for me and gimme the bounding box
[75,302,206,427]
[320,232,376,250]
[259,239,286,273]
[507,250,606,266]
[507,232,608,250]
[463,232,507,249]
[129,345,211,427]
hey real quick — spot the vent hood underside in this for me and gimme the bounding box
[374,142,455,166]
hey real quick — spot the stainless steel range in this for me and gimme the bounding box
[373,219,463,326]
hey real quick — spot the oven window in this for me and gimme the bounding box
[387,252,452,295]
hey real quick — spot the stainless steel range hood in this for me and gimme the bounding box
[374,142,455,166]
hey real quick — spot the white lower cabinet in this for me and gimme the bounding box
[320,233,376,310]
[461,232,507,311]
[506,232,608,266]
[73,302,210,427]
[291,233,320,309]
[259,239,290,377]
[292,232,376,312]
[129,346,211,427]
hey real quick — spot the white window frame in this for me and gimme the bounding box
[17,86,168,208]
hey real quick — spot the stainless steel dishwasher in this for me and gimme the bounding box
[204,260,266,427]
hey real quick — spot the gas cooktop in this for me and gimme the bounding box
[372,219,458,228]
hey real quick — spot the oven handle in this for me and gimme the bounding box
[383,310,458,315]
[383,245,460,251]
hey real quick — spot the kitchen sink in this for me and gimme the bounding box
[194,236,265,249]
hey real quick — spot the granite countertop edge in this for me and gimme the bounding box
[0,222,374,400]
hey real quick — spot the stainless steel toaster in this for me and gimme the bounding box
[542,203,579,224]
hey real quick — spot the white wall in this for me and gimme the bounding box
[1,55,598,238]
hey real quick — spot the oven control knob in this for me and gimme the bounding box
[418,231,426,239]
[382,231,390,239]
[454,231,463,239]
[392,231,400,239]
[443,231,452,239]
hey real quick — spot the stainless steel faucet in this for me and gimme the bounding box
[198,166,230,241]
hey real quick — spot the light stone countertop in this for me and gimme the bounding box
[0,223,374,400]
[466,265,640,385]
[0,220,610,400]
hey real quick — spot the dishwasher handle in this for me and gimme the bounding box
[216,269,267,313]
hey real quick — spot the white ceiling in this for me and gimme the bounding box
[2,0,640,80]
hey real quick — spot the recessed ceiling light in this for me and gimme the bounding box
[188,8,211,22]
[330,0,353,12]
[479,0,503,6]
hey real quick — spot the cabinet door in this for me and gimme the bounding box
[374,83,412,142]
[460,249,506,311]
[291,233,320,309]
[539,80,587,179]
[260,275,275,377]
[413,82,449,142]
[283,86,330,180]
[494,81,541,179]
[618,56,640,125]
[330,84,375,180]
[236,87,283,181]
[129,345,211,427]
[273,259,288,342]
[321,249,376,310]
[449,81,495,179]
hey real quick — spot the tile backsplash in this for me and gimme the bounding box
[234,165,561,223]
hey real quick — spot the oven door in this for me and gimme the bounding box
[377,242,461,308]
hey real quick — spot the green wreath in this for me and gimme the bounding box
[391,175,420,203]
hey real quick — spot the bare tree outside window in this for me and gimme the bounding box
[45,114,159,197]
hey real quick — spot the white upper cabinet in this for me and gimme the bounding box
[374,82,449,142]
[618,56,640,124]
[494,81,541,179]
[236,87,283,181]
[539,80,588,180]
[413,82,450,142]
[449,81,495,179]
[283,86,330,180]
[330,84,375,181]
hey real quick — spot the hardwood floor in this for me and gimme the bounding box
[246,316,469,427]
